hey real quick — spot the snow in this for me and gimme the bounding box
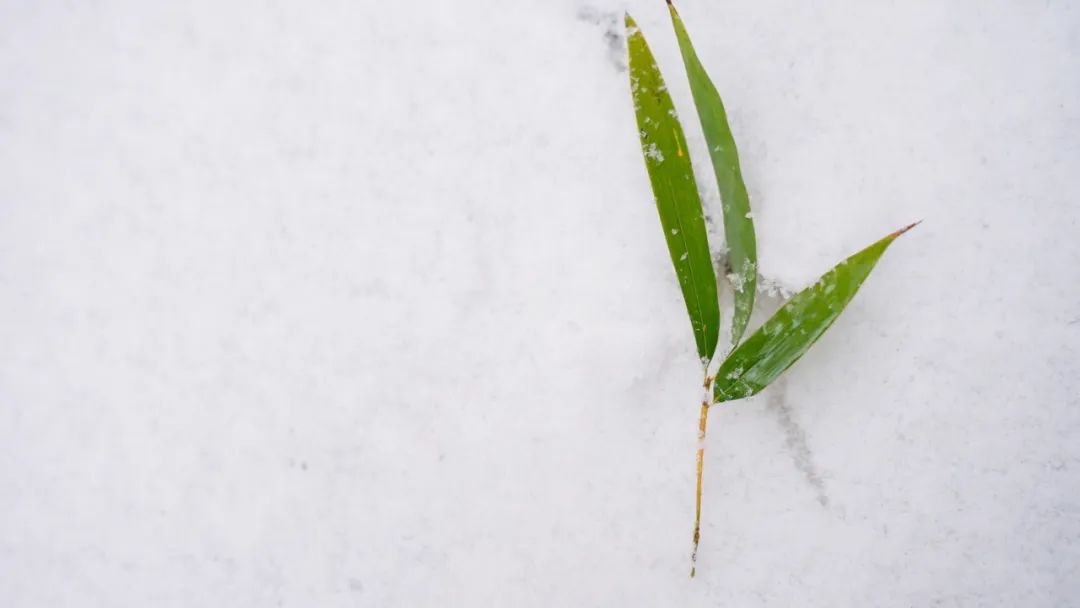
[1,0,1078,605]
[645,142,665,162]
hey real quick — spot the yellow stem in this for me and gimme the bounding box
[690,376,712,578]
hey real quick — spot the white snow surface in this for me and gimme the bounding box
[2,0,1079,605]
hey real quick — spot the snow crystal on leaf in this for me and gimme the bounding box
[727,271,745,293]
[644,142,664,162]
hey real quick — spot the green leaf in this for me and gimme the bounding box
[667,2,757,347]
[713,223,918,403]
[626,13,720,364]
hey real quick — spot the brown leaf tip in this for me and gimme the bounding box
[892,220,922,238]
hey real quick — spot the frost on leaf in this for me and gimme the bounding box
[643,142,665,162]
[727,271,745,293]
[728,258,756,293]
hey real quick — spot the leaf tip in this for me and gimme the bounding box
[891,220,922,238]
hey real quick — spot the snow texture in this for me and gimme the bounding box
[2,0,1079,605]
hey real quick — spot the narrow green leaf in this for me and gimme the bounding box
[713,223,918,403]
[626,13,720,364]
[667,2,757,347]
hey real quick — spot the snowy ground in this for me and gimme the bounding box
[2,0,1078,605]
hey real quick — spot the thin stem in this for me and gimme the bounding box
[690,375,713,578]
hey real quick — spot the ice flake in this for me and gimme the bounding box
[644,142,664,162]
[727,271,745,293]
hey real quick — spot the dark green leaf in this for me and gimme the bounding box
[626,13,720,364]
[667,2,757,347]
[714,223,918,403]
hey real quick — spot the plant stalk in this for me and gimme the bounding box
[690,375,713,577]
